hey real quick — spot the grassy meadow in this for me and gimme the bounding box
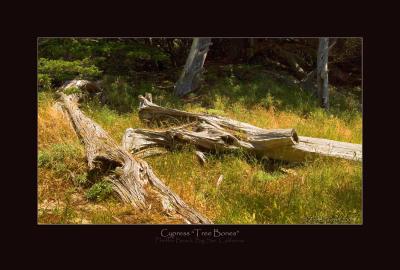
[38,64,362,224]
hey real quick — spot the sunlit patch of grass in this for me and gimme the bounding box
[38,91,79,149]
[82,103,145,142]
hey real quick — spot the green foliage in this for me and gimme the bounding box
[38,143,84,180]
[38,73,52,90]
[38,38,172,77]
[63,86,82,95]
[38,58,101,88]
[86,181,113,202]
[99,75,138,112]
[74,173,89,187]
[95,75,177,113]
[90,211,116,224]
[38,91,55,106]
[38,143,81,167]
[252,170,282,183]
[60,189,78,223]
[38,38,95,60]
[98,42,171,74]
[260,92,281,110]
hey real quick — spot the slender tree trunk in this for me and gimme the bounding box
[174,38,212,97]
[317,38,329,109]
[300,38,336,95]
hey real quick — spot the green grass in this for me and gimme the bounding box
[86,181,114,202]
[38,64,362,224]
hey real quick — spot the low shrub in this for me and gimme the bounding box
[86,181,113,202]
[38,143,85,180]
[38,58,102,89]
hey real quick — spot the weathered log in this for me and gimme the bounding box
[123,123,361,163]
[139,94,297,137]
[137,95,362,162]
[123,122,297,158]
[294,136,362,161]
[58,79,105,103]
[130,147,169,159]
[58,86,211,224]
[59,79,102,93]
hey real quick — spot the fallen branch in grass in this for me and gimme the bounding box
[122,122,299,160]
[57,80,212,224]
[195,151,207,165]
[216,175,224,188]
[135,94,362,162]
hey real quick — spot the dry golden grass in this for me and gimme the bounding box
[38,96,79,149]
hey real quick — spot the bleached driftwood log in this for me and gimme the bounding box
[135,94,362,162]
[58,84,211,224]
[123,123,299,160]
[267,136,362,162]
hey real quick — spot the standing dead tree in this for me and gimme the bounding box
[317,38,330,109]
[174,38,212,97]
[132,94,362,163]
[299,38,336,97]
[56,80,212,224]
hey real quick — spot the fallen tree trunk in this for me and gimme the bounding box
[264,136,362,162]
[122,123,298,159]
[294,136,362,161]
[57,82,211,224]
[139,94,297,137]
[137,94,362,162]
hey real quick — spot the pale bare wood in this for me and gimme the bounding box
[58,85,211,224]
[131,148,169,159]
[195,151,207,165]
[317,38,329,109]
[59,79,102,94]
[136,95,362,162]
[295,136,362,161]
[216,175,224,188]
[123,123,297,158]
[174,38,212,97]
